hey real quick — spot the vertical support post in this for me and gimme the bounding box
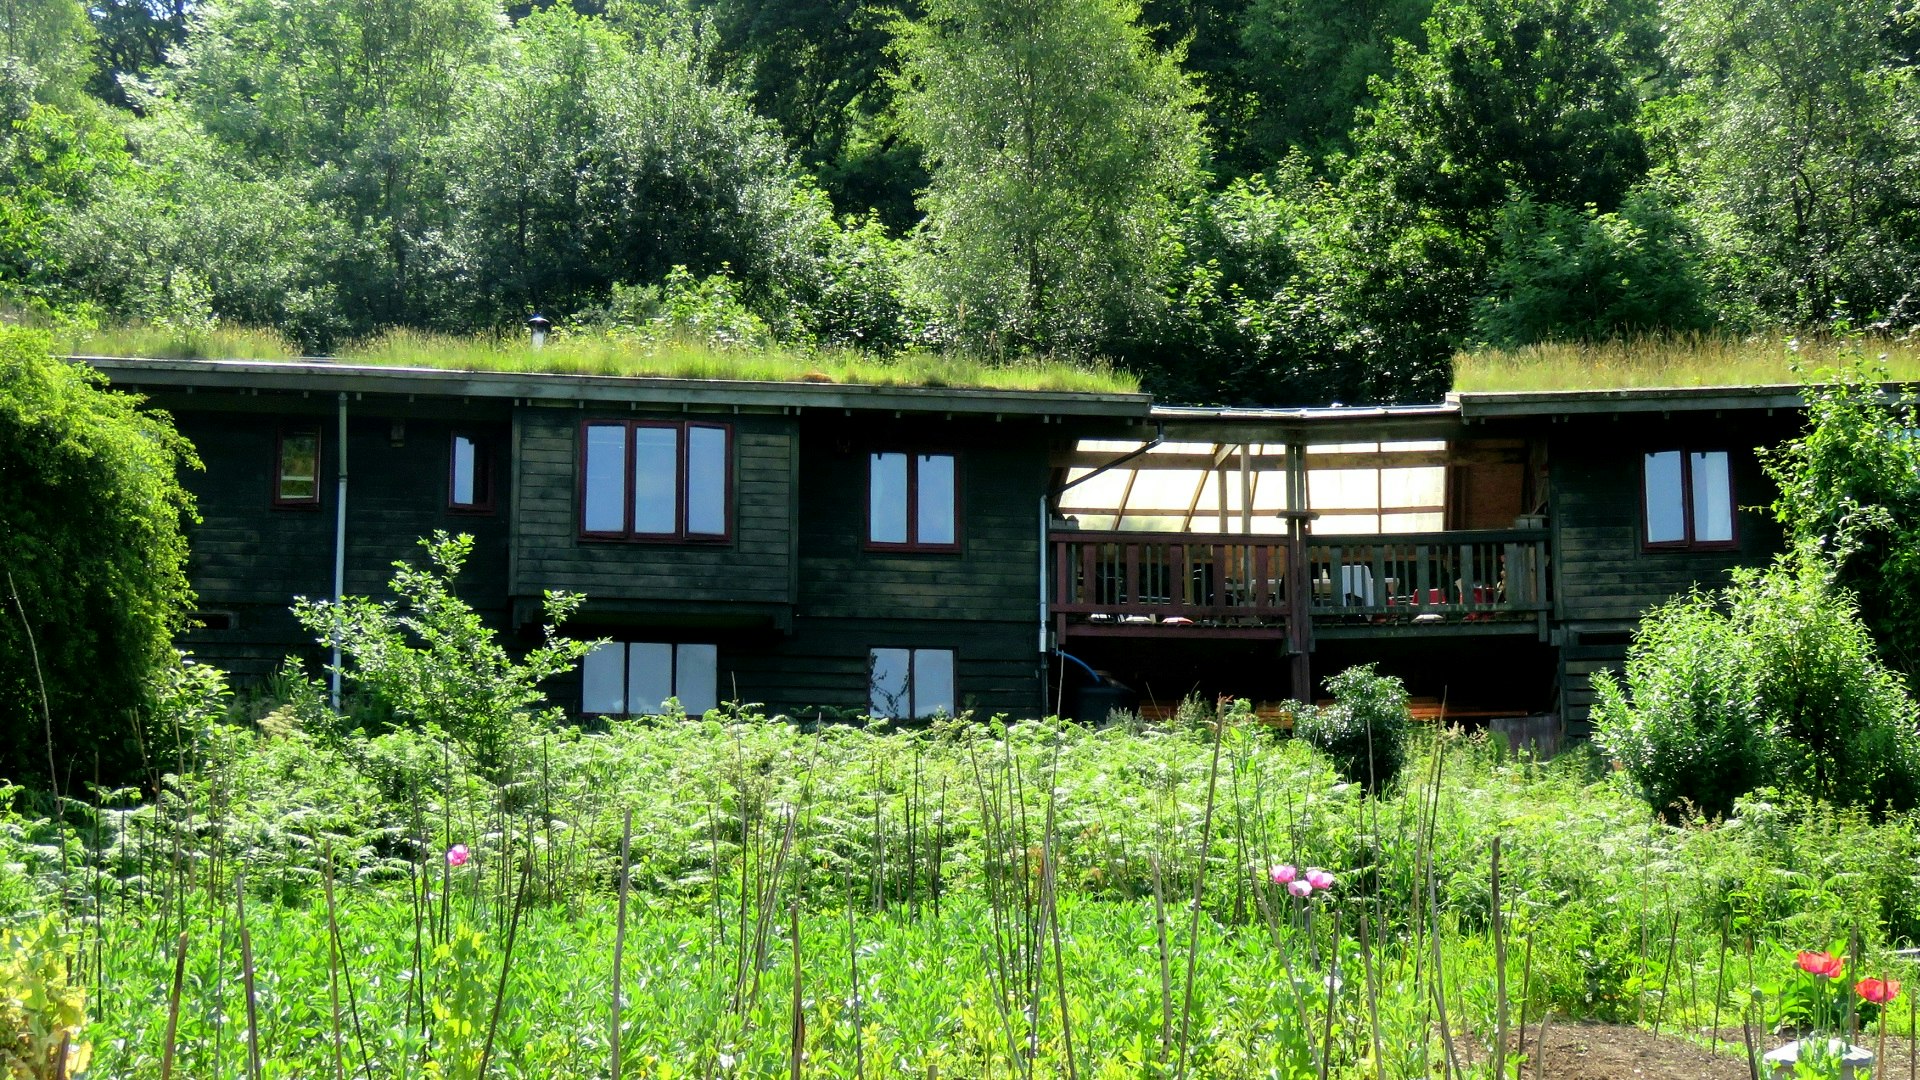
[1239,443,1252,536]
[1285,443,1312,702]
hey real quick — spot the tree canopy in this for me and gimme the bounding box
[2,0,1917,404]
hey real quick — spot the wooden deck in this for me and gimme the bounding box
[1048,528,1552,639]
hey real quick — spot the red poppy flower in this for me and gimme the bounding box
[1797,951,1845,978]
[1857,978,1902,1005]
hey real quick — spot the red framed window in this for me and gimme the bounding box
[274,427,321,507]
[867,451,958,551]
[1642,449,1735,549]
[868,647,955,719]
[449,433,495,512]
[579,420,731,541]
[581,641,719,716]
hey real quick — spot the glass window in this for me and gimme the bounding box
[869,453,909,544]
[869,451,957,549]
[632,426,679,535]
[1644,449,1734,547]
[626,642,674,715]
[585,641,721,716]
[1690,451,1733,543]
[276,429,320,504]
[1643,451,1686,544]
[581,642,626,714]
[583,424,628,533]
[868,647,956,719]
[450,434,491,510]
[917,454,957,545]
[580,421,730,540]
[686,426,728,536]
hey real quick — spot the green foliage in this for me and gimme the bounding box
[1231,0,1433,166]
[1295,663,1412,793]
[0,102,126,306]
[891,0,1205,354]
[435,8,820,329]
[1762,363,1920,679]
[1475,192,1712,347]
[1591,590,1770,819]
[1596,553,1920,818]
[0,918,90,1079]
[52,112,351,346]
[292,532,595,780]
[0,324,199,784]
[1654,0,1920,327]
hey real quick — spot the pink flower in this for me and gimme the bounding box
[446,844,471,867]
[1287,879,1313,898]
[1857,977,1901,1005]
[1797,951,1844,979]
[1268,863,1298,885]
[1306,868,1336,890]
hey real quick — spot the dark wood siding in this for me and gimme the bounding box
[509,405,795,610]
[156,397,512,680]
[1546,412,1796,726]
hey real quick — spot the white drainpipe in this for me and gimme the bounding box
[330,392,348,709]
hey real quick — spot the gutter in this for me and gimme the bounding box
[331,393,347,708]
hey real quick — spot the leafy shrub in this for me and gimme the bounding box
[293,532,595,781]
[1761,363,1920,681]
[0,918,89,1079]
[1295,663,1411,793]
[0,323,200,784]
[1596,553,1920,818]
[1474,191,1711,348]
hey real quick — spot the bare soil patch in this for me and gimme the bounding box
[1516,1022,1920,1080]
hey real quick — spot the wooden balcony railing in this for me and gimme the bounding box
[1050,531,1292,631]
[1304,529,1551,619]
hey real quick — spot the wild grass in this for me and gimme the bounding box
[1453,332,1920,394]
[8,709,1920,1078]
[47,322,1142,394]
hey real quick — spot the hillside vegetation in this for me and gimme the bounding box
[4,0,1918,406]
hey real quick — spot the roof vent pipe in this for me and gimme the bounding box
[526,313,552,350]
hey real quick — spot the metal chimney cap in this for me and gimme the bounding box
[526,313,553,331]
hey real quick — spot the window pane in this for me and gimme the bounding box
[686,426,727,536]
[916,454,957,545]
[581,642,625,714]
[675,644,718,715]
[1691,451,1733,542]
[1643,451,1685,544]
[870,453,909,544]
[452,436,478,505]
[279,432,318,501]
[633,427,680,534]
[912,649,955,719]
[869,647,910,718]
[627,643,674,715]
[583,425,627,532]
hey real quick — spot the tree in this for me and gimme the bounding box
[890,0,1205,354]
[84,0,189,110]
[433,8,820,327]
[53,113,352,347]
[175,0,499,328]
[0,102,127,308]
[1473,191,1712,347]
[1,0,95,108]
[0,324,200,785]
[1761,361,1920,680]
[1232,0,1432,167]
[1653,0,1920,326]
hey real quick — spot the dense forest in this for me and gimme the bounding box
[2,0,1917,404]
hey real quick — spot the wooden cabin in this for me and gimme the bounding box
[86,356,1806,736]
